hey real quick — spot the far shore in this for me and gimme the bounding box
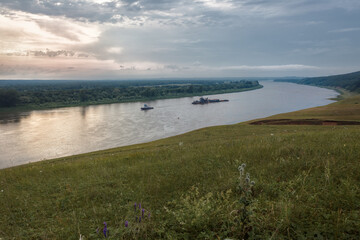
[0,85,263,113]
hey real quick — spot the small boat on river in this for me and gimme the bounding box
[192,97,229,105]
[141,104,154,110]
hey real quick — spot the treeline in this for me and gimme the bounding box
[0,89,19,107]
[0,79,260,108]
[275,71,360,92]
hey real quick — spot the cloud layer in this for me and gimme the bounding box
[0,0,360,79]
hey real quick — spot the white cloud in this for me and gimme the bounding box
[195,0,234,10]
[329,27,360,33]
[220,64,319,71]
[107,47,123,54]
[83,0,115,4]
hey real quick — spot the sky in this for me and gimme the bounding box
[0,0,360,80]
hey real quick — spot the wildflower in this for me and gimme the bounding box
[241,163,246,168]
[139,203,141,209]
[79,234,84,240]
[125,221,128,227]
[142,208,145,218]
[250,181,255,186]
[270,133,274,136]
[179,142,183,146]
[148,213,151,219]
[139,216,142,223]
[103,222,107,238]
[134,203,137,211]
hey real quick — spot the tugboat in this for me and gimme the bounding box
[192,97,229,105]
[141,104,154,110]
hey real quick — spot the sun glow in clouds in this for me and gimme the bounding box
[0,8,107,78]
[0,9,100,52]
[107,47,123,54]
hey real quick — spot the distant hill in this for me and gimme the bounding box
[275,71,360,92]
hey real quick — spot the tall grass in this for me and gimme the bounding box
[1,124,359,239]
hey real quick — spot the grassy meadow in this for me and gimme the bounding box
[0,94,360,239]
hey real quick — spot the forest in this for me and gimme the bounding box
[0,79,261,108]
[275,71,360,92]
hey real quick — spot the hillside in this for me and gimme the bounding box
[0,94,359,239]
[275,71,360,92]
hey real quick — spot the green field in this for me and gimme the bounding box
[1,93,360,239]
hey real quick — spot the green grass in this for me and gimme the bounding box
[254,94,360,122]
[0,95,359,239]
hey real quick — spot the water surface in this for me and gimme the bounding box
[0,81,338,168]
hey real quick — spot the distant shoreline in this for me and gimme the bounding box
[0,85,263,113]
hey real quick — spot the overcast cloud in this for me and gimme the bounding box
[0,0,359,79]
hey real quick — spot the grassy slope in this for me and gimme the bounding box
[251,93,360,122]
[0,95,360,239]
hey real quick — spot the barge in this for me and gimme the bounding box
[192,97,229,105]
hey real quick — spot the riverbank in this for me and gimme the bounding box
[0,81,335,169]
[0,82,263,113]
[0,92,359,239]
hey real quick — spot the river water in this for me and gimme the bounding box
[0,81,338,169]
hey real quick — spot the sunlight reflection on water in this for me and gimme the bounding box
[0,81,338,168]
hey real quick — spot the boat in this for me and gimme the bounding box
[141,104,154,110]
[192,97,229,105]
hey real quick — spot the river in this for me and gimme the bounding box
[0,81,338,169]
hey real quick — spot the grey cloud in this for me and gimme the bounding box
[164,64,180,70]
[2,49,91,58]
[77,53,89,58]
[30,49,75,57]
[1,0,358,26]
[1,0,360,79]
[35,19,81,42]
[329,27,360,33]
[0,0,116,22]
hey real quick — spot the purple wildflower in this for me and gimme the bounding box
[134,203,137,211]
[103,222,107,238]
[136,216,138,222]
[142,208,145,218]
[125,220,128,227]
[139,216,141,223]
[139,203,141,209]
